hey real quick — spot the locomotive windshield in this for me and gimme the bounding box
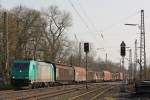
[13,63,29,71]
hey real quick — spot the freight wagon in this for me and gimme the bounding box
[94,72,99,81]
[116,72,123,81]
[56,64,74,84]
[120,72,123,80]
[74,66,86,83]
[87,71,96,82]
[111,73,116,81]
[103,70,111,81]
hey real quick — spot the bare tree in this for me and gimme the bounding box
[43,6,72,62]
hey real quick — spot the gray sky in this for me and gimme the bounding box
[1,0,150,68]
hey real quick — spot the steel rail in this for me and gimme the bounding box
[90,86,116,100]
[16,86,84,100]
[69,85,111,100]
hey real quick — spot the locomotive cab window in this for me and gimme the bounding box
[13,63,30,71]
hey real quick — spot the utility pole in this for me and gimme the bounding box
[120,59,122,73]
[0,0,1,8]
[124,10,146,81]
[3,12,9,83]
[74,34,81,67]
[119,59,121,80]
[105,53,108,70]
[70,54,73,67]
[122,57,125,80]
[128,49,132,81]
[105,53,107,64]
[134,39,137,81]
[85,52,88,88]
[139,10,146,81]
[79,42,81,66]
[33,40,36,60]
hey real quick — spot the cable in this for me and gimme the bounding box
[101,10,140,58]
[101,10,140,32]
[68,0,141,62]
[67,0,106,51]
[68,0,91,32]
[75,0,104,39]
[73,0,107,54]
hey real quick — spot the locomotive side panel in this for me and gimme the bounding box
[35,62,55,82]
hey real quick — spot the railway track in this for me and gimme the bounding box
[33,83,109,100]
[90,86,116,100]
[17,86,81,100]
[37,83,107,100]
[0,88,38,96]
[0,83,95,96]
[0,88,47,100]
[0,90,14,95]
[68,85,117,100]
[0,84,82,100]
[0,83,118,100]
[0,83,100,100]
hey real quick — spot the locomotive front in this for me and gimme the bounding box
[10,60,35,87]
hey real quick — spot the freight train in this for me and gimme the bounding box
[10,60,123,88]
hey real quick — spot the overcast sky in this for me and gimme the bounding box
[1,0,150,68]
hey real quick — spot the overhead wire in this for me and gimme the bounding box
[67,0,91,32]
[101,10,140,57]
[101,10,140,60]
[73,0,107,55]
[101,10,140,32]
[75,0,104,39]
[67,0,106,52]
[73,1,140,55]
[67,0,141,62]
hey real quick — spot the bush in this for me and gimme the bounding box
[0,84,13,90]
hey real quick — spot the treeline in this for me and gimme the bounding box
[0,5,120,82]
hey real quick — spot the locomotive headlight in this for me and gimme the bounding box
[12,76,15,79]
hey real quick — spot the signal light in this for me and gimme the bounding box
[121,46,126,56]
[84,43,89,53]
[120,41,126,57]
